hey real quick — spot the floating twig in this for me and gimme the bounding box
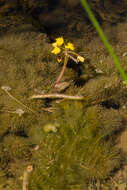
[30,93,84,100]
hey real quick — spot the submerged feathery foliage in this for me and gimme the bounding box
[0,23,126,189]
[28,101,122,189]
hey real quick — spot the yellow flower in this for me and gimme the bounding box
[57,57,62,63]
[56,37,64,46]
[65,42,75,50]
[51,47,61,54]
[77,55,84,62]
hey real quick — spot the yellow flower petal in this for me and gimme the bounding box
[52,42,57,47]
[51,47,61,54]
[57,58,62,63]
[56,37,64,46]
[65,42,75,50]
[77,55,84,62]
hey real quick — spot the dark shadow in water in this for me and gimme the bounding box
[101,100,120,109]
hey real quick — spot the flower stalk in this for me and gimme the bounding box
[55,50,68,87]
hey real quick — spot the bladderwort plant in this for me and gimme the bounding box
[51,37,85,88]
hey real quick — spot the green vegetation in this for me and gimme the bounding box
[0,2,127,188]
[28,102,122,189]
[80,0,127,83]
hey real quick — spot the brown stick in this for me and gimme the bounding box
[29,93,84,100]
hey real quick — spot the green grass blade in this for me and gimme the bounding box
[80,0,127,82]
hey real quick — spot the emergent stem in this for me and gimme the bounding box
[55,50,68,88]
